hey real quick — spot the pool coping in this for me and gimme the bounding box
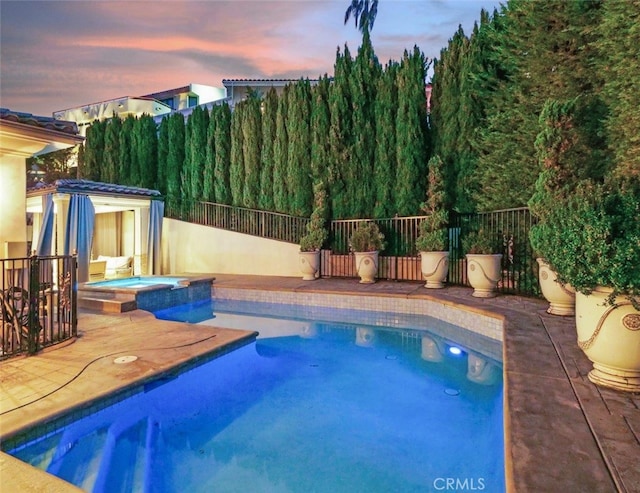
[1,275,638,492]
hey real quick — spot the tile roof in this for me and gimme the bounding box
[0,108,79,135]
[28,179,162,198]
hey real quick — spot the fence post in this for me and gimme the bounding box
[27,254,41,355]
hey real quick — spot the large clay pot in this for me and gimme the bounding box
[537,258,575,316]
[354,251,379,284]
[299,251,320,281]
[419,251,449,289]
[576,287,640,392]
[465,254,502,298]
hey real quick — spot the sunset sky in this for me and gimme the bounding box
[1,0,500,117]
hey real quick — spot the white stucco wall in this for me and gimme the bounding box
[161,218,301,277]
[0,155,28,255]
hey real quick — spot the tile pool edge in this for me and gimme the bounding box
[211,285,505,342]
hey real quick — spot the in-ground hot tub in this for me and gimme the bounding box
[79,275,215,312]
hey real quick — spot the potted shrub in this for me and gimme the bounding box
[528,99,592,316]
[299,182,328,280]
[529,98,640,392]
[415,155,449,289]
[462,229,502,298]
[350,221,385,284]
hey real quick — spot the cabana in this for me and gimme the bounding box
[26,180,164,282]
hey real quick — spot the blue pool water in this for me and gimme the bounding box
[88,276,187,289]
[8,303,504,493]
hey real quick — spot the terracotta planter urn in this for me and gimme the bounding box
[299,251,320,281]
[465,254,502,298]
[576,287,640,392]
[537,258,576,316]
[354,251,379,284]
[419,251,449,289]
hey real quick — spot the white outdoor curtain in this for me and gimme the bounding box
[147,200,164,275]
[93,212,122,257]
[64,194,95,282]
[36,194,54,256]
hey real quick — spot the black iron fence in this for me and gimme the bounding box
[172,200,540,297]
[324,208,539,297]
[167,200,310,244]
[1,255,77,359]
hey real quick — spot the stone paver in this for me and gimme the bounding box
[0,274,638,493]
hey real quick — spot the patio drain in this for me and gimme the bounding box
[113,355,138,364]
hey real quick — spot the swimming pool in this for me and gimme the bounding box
[7,303,504,492]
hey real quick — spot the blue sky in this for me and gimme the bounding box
[0,0,501,117]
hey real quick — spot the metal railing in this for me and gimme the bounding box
[325,208,539,297]
[167,200,311,244]
[170,200,540,297]
[1,255,77,359]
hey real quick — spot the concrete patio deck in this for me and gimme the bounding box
[0,275,638,492]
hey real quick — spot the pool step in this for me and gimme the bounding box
[77,294,137,313]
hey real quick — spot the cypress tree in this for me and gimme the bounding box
[472,0,598,210]
[204,105,217,202]
[136,114,158,190]
[157,115,169,195]
[259,88,278,211]
[186,106,209,201]
[82,119,106,181]
[242,91,262,209]
[102,115,121,183]
[310,76,332,194]
[119,115,136,186]
[328,45,354,219]
[395,46,428,216]
[286,79,313,217]
[273,85,290,213]
[373,61,398,218]
[229,102,245,207]
[596,0,640,190]
[213,103,232,204]
[349,30,381,217]
[181,113,194,206]
[166,113,185,214]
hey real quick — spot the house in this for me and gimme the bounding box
[222,78,320,108]
[0,108,84,259]
[52,83,226,136]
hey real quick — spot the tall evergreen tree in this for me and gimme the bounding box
[242,91,262,209]
[204,105,217,202]
[395,46,429,216]
[310,76,332,193]
[185,106,209,201]
[349,30,381,217]
[119,115,136,186]
[213,103,232,204]
[472,0,598,210]
[259,88,278,211]
[596,0,640,191]
[157,115,169,195]
[229,102,245,207]
[328,45,354,219]
[373,61,398,218]
[286,79,313,217]
[136,114,158,190]
[82,119,106,181]
[102,115,121,183]
[273,84,290,213]
[166,113,185,214]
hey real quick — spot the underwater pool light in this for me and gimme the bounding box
[448,346,463,356]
